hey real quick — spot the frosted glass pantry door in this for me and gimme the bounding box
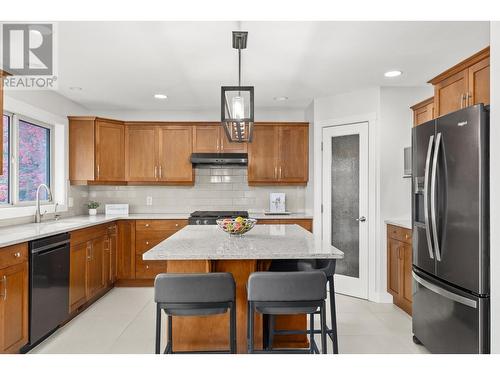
[322,122,369,299]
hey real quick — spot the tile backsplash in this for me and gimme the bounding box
[71,166,307,214]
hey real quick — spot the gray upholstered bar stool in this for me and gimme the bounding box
[247,271,328,354]
[269,259,339,354]
[154,272,236,354]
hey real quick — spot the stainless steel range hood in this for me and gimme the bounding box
[190,153,248,165]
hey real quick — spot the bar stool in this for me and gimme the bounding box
[247,271,328,354]
[268,259,339,354]
[154,272,236,354]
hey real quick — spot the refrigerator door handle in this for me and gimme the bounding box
[431,132,442,261]
[424,134,435,260]
[413,271,477,308]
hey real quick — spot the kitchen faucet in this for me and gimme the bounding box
[35,184,53,223]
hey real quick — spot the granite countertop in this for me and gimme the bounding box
[384,218,412,230]
[0,212,314,248]
[143,224,343,260]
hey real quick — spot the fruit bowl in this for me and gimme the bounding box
[216,217,257,236]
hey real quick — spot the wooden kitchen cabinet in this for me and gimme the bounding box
[386,224,412,315]
[411,97,434,127]
[0,243,29,354]
[69,116,126,185]
[248,123,308,185]
[193,123,247,153]
[429,47,489,117]
[87,235,106,298]
[125,123,194,185]
[108,224,118,284]
[69,242,88,312]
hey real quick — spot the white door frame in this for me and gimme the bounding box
[314,113,380,302]
[322,122,369,299]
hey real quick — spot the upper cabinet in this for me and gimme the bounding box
[411,97,434,127]
[429,47,489,117]
[193,123,247,153]
[69,117,126,185]
[248,123,308,185]
[125,123,194,185]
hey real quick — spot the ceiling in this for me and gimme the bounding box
[54,21,490,111]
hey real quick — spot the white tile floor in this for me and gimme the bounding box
[29,287,429,354]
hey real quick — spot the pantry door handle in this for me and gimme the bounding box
[1,275,6,300]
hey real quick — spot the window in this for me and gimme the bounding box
[0,115,9,204]
[18,120,51,201]
[0,113,53,206]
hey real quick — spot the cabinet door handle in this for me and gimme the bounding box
[274,166,278,179]
[1,275,6,301]
[468,92,472,107]
[175,223,179,227]
[146,241,149,245]
[97,164,100,179]
[154,166,158,179]
[13,252,21,258]
[159,165,162,179]
[145,223,150,227]
[279,166,282,179]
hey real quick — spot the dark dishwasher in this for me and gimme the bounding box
[25,232,70,351]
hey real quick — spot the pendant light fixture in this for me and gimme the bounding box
[221,31,254,143]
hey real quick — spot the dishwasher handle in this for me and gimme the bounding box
[33,243,69,257]
[31,239,70,254]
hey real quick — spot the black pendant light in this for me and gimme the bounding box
[221,31,254,143]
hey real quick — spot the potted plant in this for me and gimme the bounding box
[87,201,100,216]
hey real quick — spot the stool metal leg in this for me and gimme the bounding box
[230,301,237,354]
[247,302,254,353]
[320,301,327,354]
[328,276,339,354]
[309,313,315,354]
[155,304,161,354]
[166,315,173,354]
[267,315,274,350]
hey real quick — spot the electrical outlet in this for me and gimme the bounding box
[68,197,74,208]
[146,196,153,206]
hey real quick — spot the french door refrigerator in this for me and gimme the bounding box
[412,104,489,354]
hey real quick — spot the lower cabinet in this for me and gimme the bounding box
[69,225,112,313]
[387,224,413,315]
[0,243,29,354]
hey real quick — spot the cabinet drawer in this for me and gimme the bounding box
[135,257,167,279]
[0,243,28,269]
[71,224,110,245]
[135,231,176,255]
[387,225,412,244]
[135,220,187,232]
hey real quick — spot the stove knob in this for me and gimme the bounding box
[203,219,209,225]
[196,219,201,225]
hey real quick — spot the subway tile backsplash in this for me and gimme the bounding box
[70,166,307,214]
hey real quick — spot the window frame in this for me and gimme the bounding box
[0,112,55,207]
[0,112,12,206]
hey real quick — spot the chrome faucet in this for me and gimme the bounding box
[35,184,53,223]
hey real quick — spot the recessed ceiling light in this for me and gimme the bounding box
[384,70,402,78]
[69,86,82,91]
[154,94,168,100]
[273,96,289,101]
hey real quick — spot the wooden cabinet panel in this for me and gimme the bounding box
[434,70,468,117]
[135,219,187,232]
[411,97,434,127]
[278,126,308,182]
[69,241,88,312]
[468,57,490,106]
[193,125,219,153]
[158,126,193,183]
[87,236,105,298]
[108,225,117,284]
[117,220,135,280]
[0,261,28,354]
[95,119,125,182]
[135,231,176,255]
[69,118,95,182]
[0,243,28,269]
[125,125,157,181]
[387,225,412,315]
[248,125,279,183]
[135,257,167,279]
[103,236,111,288]
[401,243,413,311]
[387,238,401,297]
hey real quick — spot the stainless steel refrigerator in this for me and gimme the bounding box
[411,104,489,354]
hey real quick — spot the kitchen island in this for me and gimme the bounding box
[143,224,343,353]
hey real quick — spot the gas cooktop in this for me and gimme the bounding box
[188,211,249,225]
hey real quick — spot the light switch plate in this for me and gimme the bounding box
[146,196,153,206]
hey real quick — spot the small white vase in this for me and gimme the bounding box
[89,208,97,216]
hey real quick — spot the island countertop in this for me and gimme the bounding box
[142,224,344,260]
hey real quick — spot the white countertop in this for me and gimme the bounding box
[384,218,412,230]
[0,212,313,248]
[142,224,343,260]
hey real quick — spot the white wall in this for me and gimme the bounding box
[489,21,499,354]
